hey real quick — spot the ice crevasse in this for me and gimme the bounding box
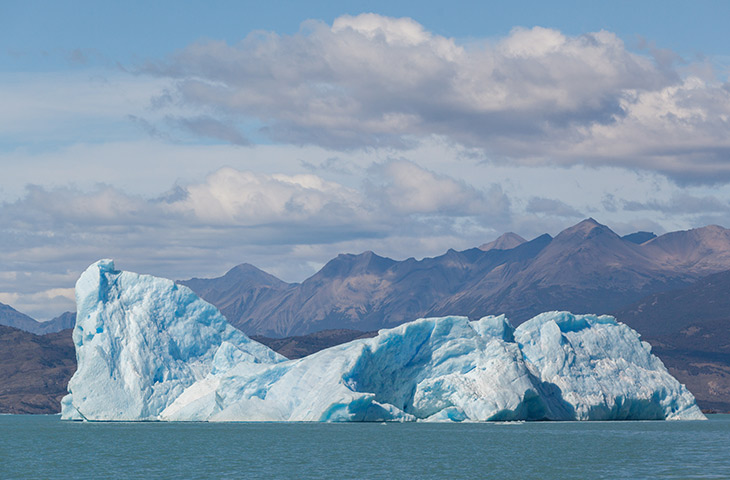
[61,260,706,422]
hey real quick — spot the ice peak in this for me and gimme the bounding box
[95,258,116,273]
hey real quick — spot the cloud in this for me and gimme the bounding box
[2,164,509,233]
[170,115,249,145]
[300,156,357,175]
[526,197,583,218]
[138,14,730,183]
[623,193,730,215]
[166,167,366,226]
[367,159,510,220]
[1,184,155,228]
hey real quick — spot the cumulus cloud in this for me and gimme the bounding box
[4,158,730,320]
[139,14,730,183]
[165,167,366,225]
[367,159,510,220]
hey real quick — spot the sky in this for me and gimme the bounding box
[1,1,730,320]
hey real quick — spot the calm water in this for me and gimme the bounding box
[1,415,729,479]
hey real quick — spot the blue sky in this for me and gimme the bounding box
[1,1,730,319]
[3,0,730,67]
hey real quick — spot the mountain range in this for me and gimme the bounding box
[180,218,730,337]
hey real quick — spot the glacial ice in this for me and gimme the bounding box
[61,260,706,422]
[61,259,284,421]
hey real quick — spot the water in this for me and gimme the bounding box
[2,415,729,479]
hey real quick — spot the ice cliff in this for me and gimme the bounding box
[61,260,705,422]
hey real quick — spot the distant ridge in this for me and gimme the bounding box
[0,304,74,335]
[182,218,730,338]
[0,302,40,333]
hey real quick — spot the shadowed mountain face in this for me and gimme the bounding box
[622,231,657,244]
[613,269,730,337]
[612,273,730,413]
[182,219,730,338]
[0,326,75,414]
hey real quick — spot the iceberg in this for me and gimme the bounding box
[61,259,284,421]
[61,260,705,422]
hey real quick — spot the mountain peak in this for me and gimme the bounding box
[223,263,284,284]
[479,232,527,251]
[320,251,395,278]
[229,263,266,274]
[574,217,601,230]
[557,218,617,240]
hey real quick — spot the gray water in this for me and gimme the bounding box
[1,415,729,479]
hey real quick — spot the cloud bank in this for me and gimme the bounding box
[140,14,730,183]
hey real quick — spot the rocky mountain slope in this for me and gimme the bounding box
[0,326,75,414]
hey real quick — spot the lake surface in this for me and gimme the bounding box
[2,415,729,479]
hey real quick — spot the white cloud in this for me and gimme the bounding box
[559,77,730,183]
[167,167,365,225]
[368,159,509,218]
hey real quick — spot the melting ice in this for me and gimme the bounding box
[61,260,705,422]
